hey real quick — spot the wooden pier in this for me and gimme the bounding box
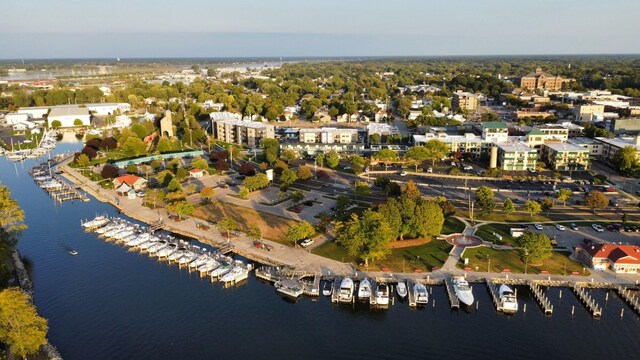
[301,273,321,296]
[444,277,460,309]
[486,280,502,312]
[573,283,602,317]
[148,221,165,232]
[218,243,234,255]
[406,279,417,307]
[369,278,378,306]
[615,285,640,316]
[255,266,282,283]
[529,281,553,315]
[331,277,341,303]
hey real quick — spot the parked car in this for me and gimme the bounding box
[555,224,566,231]
[534,224,543,230]
[583,238,594,245]
[592,224,604,232]
[570,223,579,231]
[399,171,407,177]
[426,167,433,173]
[300,238,314,247]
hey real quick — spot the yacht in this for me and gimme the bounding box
[375,283,390,307]
[177,251,197,266]
[189,254,210,270]
[275,279,304,298]
[168,246,187,262]
[396,281,408,299]
[322,281,332,296]
[127,233,150,247]
[157,243,177,260]
[138,237,158,251]
[338,277,354,303]
[69,250,78,256]
[498,284,519,313]
[83,216,109,229]
[147,240,168,256]
[210,261,233,279]
[220,262,252,284]
[414,282,429,305]
[452,276,474,306]
[357,278,372,300]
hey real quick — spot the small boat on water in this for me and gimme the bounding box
[69,250,78,256]
[414,283,428,305]
[498,284,519,313]
[220,262,253,284]
[210,261,232,278]
[375,283,390,307]
[452,276,474,306]
[396,281,408,299]
[322,281,332,296]
[357,278,371,300]
[275,279,304,298]
[338,277,354,303]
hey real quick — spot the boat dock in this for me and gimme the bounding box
[444,277,460,309]
[301,273,321,296]
[573,283,602,317]
[615,285,640,316]
[331,277,341,303]
[407,279,417,307]
[218,243,234,255]
[30,163,89,203]
[529,281,553,315]
[369,278,378,306]
[255,266,282,283]
[486,280,503,312]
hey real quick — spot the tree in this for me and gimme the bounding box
[260,138,280,164]
[281,149,297,162]
[217,217,238,239]
[316,153,325,168]
[126,164,138,174]
[101,164,119,179]
[246,224,262,241]
[238,162,256,176]
[156,170,174,188]
[348,155,367,173]
[285,221,315,245]
[423,139,449,165]
[404,146,429,171]
[523,200,541,218]
[297,166,313,180]
[164,189,186,205]
[434,197,457,218]
[556,188,572,207]
[377,198,402,240]
[239,186,250,199]
[502,198,515,219]
[166,178,182,193]
[336,210,393,266]
[514,232,552,264]
[168,200,194,220]
[355,181,371,199]
[279,169,298,189]
[122,136,148,157]
[191,157,209,171]
[335,195,351,212]
[413,201,445,238]
[584,190,608,213]
[74,153,90,167]
[475,186,495,216]
[373,149,399,170]
[0,288,48,359]
[73,118,84,126]
[143,188,165,208]
[0,185,26,249]
[243,173,269,191]
[326,150,340,169]
[274,159,289,173]
[215,158,229,171]
[540,197,554,215]
[199,186,215,203]
[51,120,61,128]
[612,146,640,176]
[291,190,305,205]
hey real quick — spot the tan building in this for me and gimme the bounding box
[496,142,538,171]
[452,90,478,112]
[540,142,590,171]
[212,119,275,148]
[526,125,569,148]
[159,111,174,138]
[520,68,569,91]
[299,128,358,144]
[574,104,605,121]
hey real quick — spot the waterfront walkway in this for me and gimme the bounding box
[58,161,640,285]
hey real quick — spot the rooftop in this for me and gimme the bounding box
[595,136,640,150]
[497,142,536,152]
[48,106,91,117]
[581,244,640,265]
[483,122,508,129]
[213,118,271,129]
[542,142,589,152]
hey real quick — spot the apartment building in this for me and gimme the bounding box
[452,90,478,112]
[211,119,275,147]
[594,136,640,163]
[496,142,538,171]
[540,142,590,171]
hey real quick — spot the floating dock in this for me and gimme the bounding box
[486,280,503,312]
[301,273,321,296]
[444,277,460,309]
[407,279,417,307]
[573,283,602,317]
[331,277,341,303]
[529,281,553,315]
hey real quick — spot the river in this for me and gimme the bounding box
[2,141,639,360]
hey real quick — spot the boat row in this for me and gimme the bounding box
[4,130,58,161]
[82,215,253,284]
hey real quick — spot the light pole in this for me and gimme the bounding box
[524,249,528,274]
[487,255,491,273]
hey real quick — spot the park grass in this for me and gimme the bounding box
[474,223,516,244]
[460,246,589,275]
[461,210,625,223]
[441,217,466,235]
[192,202,298,245]
[313,239,453,272]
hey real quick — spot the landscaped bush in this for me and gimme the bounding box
[101,164,119,179]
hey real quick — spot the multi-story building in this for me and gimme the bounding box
[496,143,538,171]
[568,137,603,159]
[539,143,590,171]
[520,68,569,91]
[281,127,363,155]
[574,104,605,121]
[413,133,492,158]
[594,136,640,163]
[452,90,478,112]
[482,122,509,143]
[606,118,640,135]
[211,119,275,148]
[526,124,569,148]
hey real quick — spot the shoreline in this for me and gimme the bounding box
[54,159,640,286]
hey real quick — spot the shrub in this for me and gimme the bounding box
[101,164,119,179]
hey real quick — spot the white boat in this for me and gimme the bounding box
[198,258,220,275]
[167,247,187,262]
[177,251,197,266]
[220,262,252,283]
[147,240,168,255]
[498,284,519,313]
[127,233,150,247]
[138,237,158,251]
[375,283,390,307]
[357,278,371,300]
[83,216,110,229]
[396,281,408,299]
[414,283,428,305]
[338,277,354,303]
[275,279,304,298]
[157,243,177,259]
[452,276,474,306]
[69,250,78,256]
[189,254,210,269]
[322,281,332,296]
[210,261,233,278]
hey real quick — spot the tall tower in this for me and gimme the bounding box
[160,110,174,138]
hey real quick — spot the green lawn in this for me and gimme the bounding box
[460,246,588,275]
[313,239,453,272]
[441,217,466,235]
[474,223,515,244]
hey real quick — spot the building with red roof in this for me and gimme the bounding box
[189,168,205,179]
[576,243,640,273]
[113,174,148,192]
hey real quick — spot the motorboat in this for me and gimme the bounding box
[220,262,252,284]
[147,240,168,256]
[322,281,332,296]
[138,237,158,251]
[127,233,150,247]
[83,216,110,229]
[275,279,304,298]
[498,284,519,313]
[157,243,177,260]
[452,276,474,306]
[210,261,233,279]
[396,281,408,299]
[168,247,187,262]
[189,254,210,270]
[177,251,197,266]
[375,283,390,307]
[69,250,78,256]
[414,283,428,305]
[357,278,372,300]
[338,277,354,303]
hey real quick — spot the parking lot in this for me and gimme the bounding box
[532,223,640,249]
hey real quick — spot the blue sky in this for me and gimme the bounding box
[1,0,639,59]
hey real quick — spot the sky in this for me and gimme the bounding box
[1,0,639,59]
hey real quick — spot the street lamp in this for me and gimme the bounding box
[524,249,528,274]
[486,255,491,273]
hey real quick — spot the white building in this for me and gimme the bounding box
[209,111,242,122]
[17,107,49,119]
[5,113,32,125]
[48,107,91,127]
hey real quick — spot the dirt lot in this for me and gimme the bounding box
[192,201,298,243]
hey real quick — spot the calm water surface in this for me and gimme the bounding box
[2,142,639,360]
